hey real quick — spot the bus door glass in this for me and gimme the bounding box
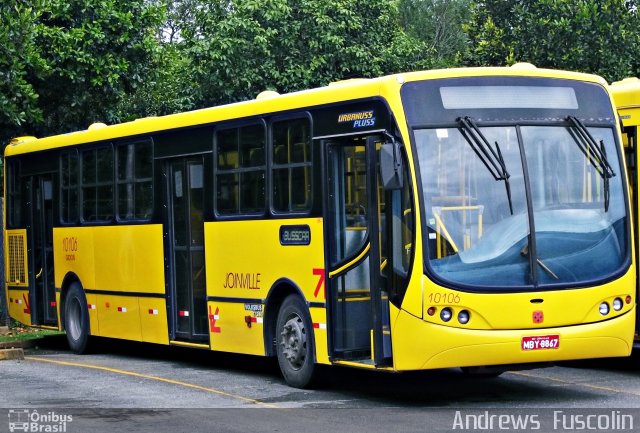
[325,135,392,366]
[29,174,57,326]
[166,157,208,342]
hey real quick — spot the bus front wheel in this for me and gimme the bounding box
[276,295,317,388]
[64,282,91,354]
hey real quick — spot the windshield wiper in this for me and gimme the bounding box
[566,116,615,211]
[520,244,558,280]
[457,116,513,214]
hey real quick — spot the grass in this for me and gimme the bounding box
[0,323,63,343]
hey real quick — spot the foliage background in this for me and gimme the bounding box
[2,0,640,147]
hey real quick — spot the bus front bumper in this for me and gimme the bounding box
[392,306,635,371]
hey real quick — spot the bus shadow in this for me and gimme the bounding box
[305,366,600,407]
[557,351,640,374]
[29,335,635,407]
[29,334,281,378]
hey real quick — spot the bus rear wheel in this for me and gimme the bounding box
[64,282,91,354]
[276,295,317,388]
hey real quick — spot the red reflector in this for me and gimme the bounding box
[50,301,57,307]
[427,307,437,316]
[626,295,632,304]
[532,310,544,324]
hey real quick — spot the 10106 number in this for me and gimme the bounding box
[427,292,461,304]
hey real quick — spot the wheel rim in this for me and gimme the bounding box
[67,297,82,341]
[279,313,307,370]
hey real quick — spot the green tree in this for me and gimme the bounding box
[0,2,47,145]
[464,0,640,82]
[114,0,200,120]
[0,0,165,145]
[181,0,435,106]
[399,0,471,66]
[32,0,164,133]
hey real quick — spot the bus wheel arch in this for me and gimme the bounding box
[60,273,91,354]
[265,280,318,388]
[264,279,305,357]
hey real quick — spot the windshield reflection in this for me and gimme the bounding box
[416,124,627,289]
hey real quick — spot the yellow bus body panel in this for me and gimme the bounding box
[86,292,99,336]
[4,229,31,325]
[310,306,329,364]
[96,294,142,341]
[53,225,166,342]
[53,225,165,294]
[140,297,169,345]
[205,217,328,362]
[420,269,635,330]
[393,305,634,370]
[6,289,31,325]
[611,78,640,344]
[611,77,640,113]
[53,227,96,291]
[206,301,263,355]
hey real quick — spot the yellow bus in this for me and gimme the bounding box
[611,77,640,346]
[4,65,636,388]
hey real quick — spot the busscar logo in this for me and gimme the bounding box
[8,410,73,432]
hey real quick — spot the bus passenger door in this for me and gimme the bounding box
[28,174,57,326]
[165,157,209,343]
[325,136,392,366]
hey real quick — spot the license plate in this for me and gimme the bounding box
[521,334,560,351]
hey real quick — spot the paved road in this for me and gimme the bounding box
[2,336,640,432]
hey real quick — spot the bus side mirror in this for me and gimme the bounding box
[380,142,403,190]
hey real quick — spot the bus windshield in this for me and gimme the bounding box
[403,78,629,290]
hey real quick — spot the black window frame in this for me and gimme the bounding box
[269,113,314,215]
[5,158,23,228]
[115,139,154,223]
[80,144,115,224]
[213,120,267,217]
[60,149,80,225]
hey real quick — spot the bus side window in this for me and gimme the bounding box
[116,140,153,221]
[60,150,79,224]
[272,117,312,213]
[215,123,266,215]
[81,146,114,222]
[6,160,23,228]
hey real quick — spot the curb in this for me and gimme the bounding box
[0,338,40,350]
[0,348,25,360]
[0,338,47,350]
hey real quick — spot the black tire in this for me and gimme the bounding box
[64,282,91,354]
[276,294,317,388]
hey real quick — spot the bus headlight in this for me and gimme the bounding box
[457,310,470,325]
[599,302,610,316]
[440,307,452,322]
[612,298,623,311]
